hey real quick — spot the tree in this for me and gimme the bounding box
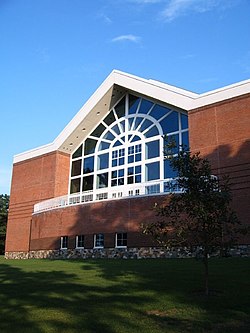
[0,194,9,254]
[143,142,246,295]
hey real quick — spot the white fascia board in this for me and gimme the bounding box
[14,142,57,163]
[112,70,197,109]
[192,78,250,109]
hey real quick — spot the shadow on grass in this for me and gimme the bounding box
[0,260,154,333]
[0,258,249,333]
[75,258,250,333]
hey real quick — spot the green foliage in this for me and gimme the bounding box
[0,194,10,254]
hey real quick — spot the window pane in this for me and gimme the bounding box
[72,144,82,159]
[115,97,125,118]
[181,114,188,129]
[135,175,141,183]
[133,117,143,130]
[103,131,115,141]
[160,111,179,134]
[90,123,106,137]
[128,118,134,130]
[82,175,93,191]
[139,99,154,114]
[98,153,109,170]
[113,140,122,147]
[182,131,189,149]
[70,178,80,193]
[140,119,153,132]
[129,95,140,114]
[130,135,140,143]
[144,126,159,138]
[135,153,141,162]
[150,104,171,120]
[84,139,97,155]
[104,111,115,126]
[167,134,179,154]
[164,159,177,179]
[146,140,159,159]
[135,165,141,174]
[83,156,94,174]
[118,157,124,165]
[98,141,110,151]
[146,162,160,181]
[97,173,108,188]
[71,160,82,176]
[111,124,120,135]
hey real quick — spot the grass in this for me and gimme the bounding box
[0,257,249,333]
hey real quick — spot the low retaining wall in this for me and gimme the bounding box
[5,245,250,259]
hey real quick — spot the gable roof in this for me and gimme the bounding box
[14,70,250,163]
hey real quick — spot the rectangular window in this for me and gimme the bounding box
[60,236,68,249]
[116,233,127,247]
[76,235,84,248]
[127,165,141,184]
[111,169,124,187]
[94,233,104,248]
[128,144,141,164]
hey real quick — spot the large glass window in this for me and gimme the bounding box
[70,94,189,198]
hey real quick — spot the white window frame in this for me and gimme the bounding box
[60,236,68,249]
[76,235,84,249]
[115,232,127,248]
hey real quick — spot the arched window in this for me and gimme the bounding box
[70,94,188,199]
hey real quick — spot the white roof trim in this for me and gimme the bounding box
[14,70,250,163]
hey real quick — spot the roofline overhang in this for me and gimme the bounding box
[13,70,250,164]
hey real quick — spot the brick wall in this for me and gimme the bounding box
[189,93,250,232]
[5,151,70,252]
[30,195,167,250]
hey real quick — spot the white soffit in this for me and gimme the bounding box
[14,70,250,163]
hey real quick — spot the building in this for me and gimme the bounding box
[5,70,250,259]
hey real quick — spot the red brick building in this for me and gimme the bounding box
[5,71,250,259]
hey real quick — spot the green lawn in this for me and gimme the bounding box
[0,257,249,333]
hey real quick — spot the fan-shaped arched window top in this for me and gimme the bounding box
[70,94,188,197]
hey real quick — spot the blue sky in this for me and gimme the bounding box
[0,0,250,194]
